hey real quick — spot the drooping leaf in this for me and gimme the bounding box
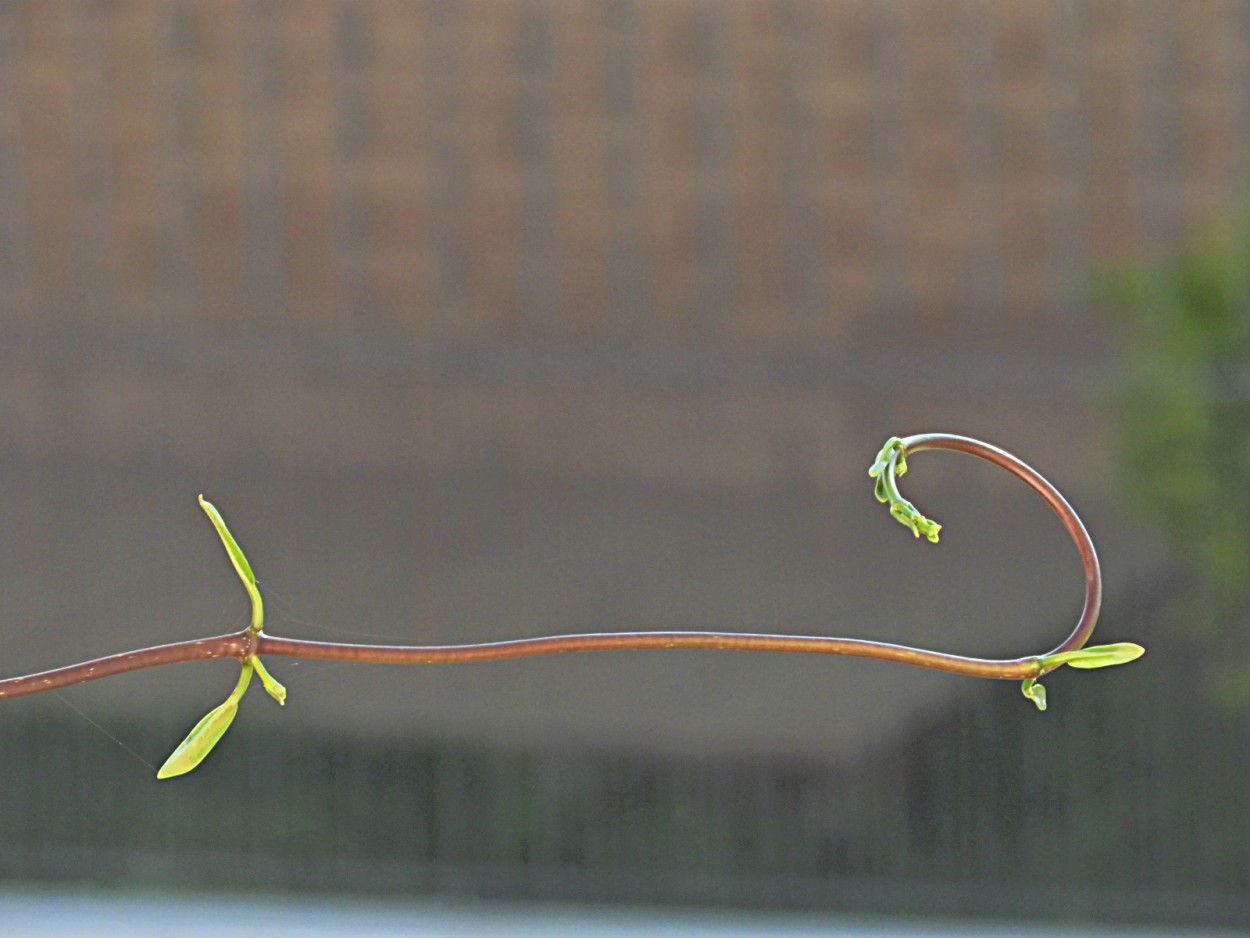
[157,699,239,779]
[1021,678,1047,711]
[252,656,287,705]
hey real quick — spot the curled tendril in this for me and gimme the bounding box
[870,434,1143,709]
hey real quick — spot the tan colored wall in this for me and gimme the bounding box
[0,2,1185,761]
[0,1,1245,486]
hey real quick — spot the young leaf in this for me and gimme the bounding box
[865,440,905,480]
[1021,678,1047,711]
[198,495,264,632]
[889,499,942,543]
[157,660,254,780]
[1042,642,1146,670]
[156,699,239,779]
[252,656,287,705]
[869,437,941,543]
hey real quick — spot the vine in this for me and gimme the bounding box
[0,433,1143,778]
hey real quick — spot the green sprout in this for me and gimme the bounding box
[252,655,287,705]
[198,495,263,633]
[870,435,1143,711]
[868,437,942,542]
[157,498,285,778]
[1020,642,1146,711]
[1020,677,1047,711]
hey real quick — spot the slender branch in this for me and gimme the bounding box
[0,433,1106,702]
[254,630,1047,679]
[0,632,254,700]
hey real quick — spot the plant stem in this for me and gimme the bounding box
[0,627,1048,702]
[253,630,1049,678]
[0,433,1102,700]
[0,632,254,700]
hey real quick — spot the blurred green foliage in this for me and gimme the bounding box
[1109,210,1250,693]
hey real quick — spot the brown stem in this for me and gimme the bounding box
[0,433,1100,699]
[0,632,254,700]
[898,433,1101,660]
[254,630,1046,678]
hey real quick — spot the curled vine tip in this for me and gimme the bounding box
[156,700,239,779]
[868,437,941,542]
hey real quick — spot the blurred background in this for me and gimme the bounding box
[0,0,1248,932]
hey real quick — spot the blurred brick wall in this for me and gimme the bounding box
[0,1,1247,484]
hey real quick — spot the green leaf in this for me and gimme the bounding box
[252,656,287,706]
[889,499,942,543]
[157,660,254,780]
[1021,678,1047,711]
[199,495,264,632]
[1041,642,1146,670]
[157,699,239,779]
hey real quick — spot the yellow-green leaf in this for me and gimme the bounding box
[198,495,264,632]
[156,699,239,779]
[867,437,904,478]
[1042,642,1145,670]
[1021,678,1047,711]
[252,656,287,706]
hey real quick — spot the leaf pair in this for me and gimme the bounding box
[868,437,907,480]
[157,497,286,779]
[1019,642,1146,711]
